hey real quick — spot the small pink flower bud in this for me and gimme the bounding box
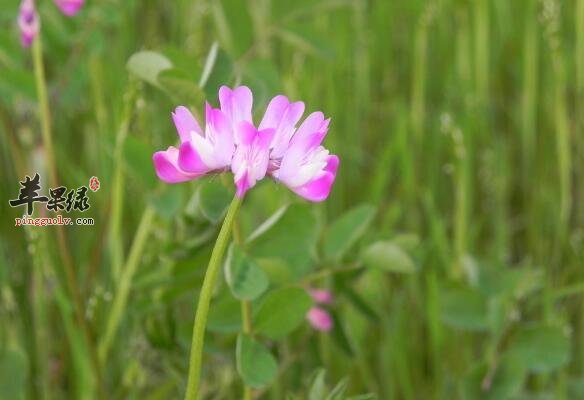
[308,288,334,304]
[18,0,40,48]
[306,307,333,332]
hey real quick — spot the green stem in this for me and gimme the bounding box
[32,36,107,400]
[241,301,253,400]
[32,33,58,185]
[232,216,253,400]
[184,195,243,400]
[99,206,156,362]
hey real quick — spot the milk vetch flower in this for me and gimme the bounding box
[54,0,84,16]
[306,288,334,332]
[18,0,39,48]
[153,85,339,201]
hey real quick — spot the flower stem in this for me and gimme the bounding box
[32,36,107,399]
[184,195,243,400]
[241,300,253,400]
[232,217,253,400]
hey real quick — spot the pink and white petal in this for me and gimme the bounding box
[235,171,251,198]
[235,121,258,146]
[290,171,336,202]
[257,128,276,150]
[291,112,325,145]
[259,95,290,130]
[206,106,235,166]
[325,154,339,175]
[153,147,198,183]
[219,85,253,127]
[178,141,211,174]
[172,106,203,142]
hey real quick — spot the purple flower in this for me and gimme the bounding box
[53,0,84,16]
[18,0,39,48]
[306,307,333,332]
[153,86,339,200]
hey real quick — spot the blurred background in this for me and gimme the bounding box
[1,0,584,399]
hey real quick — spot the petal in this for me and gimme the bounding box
[235,121,257,146]
[260,96,306,158]
[152,147,199,183]
[291,112,325,147]
[178,141,210,173]
[306,307,333,332]
[259,95,290,130]
[172,106,203,142]
[235,171,251,198]
[205,105,235,167]
[54,0,84,16]
[257,128,276,150]
[325,154,339,175]
[290,171,336,202]
[219,85,253,129]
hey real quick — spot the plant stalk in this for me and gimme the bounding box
[32,36,107,399]
[184,195,243,400]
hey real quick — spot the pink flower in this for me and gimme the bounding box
[306,307,333,332]
[309,288,334,304]
[153,86,339,200]
[261,95,339,202]
[53,0,84,16]
[153,104,234,183]
[231,122,274,197]
[18,0,39,48]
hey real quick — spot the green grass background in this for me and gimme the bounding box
[1,0,584,399]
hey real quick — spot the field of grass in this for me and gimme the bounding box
[1,0,584,399]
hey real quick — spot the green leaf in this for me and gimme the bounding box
[123,136,158,190]
[329,310,355,356]
[439,287,488,331]
[463,355,525,400]
[157,68,205,106]
[254,287,312,340]
[197,179,232,223]
[127,51,172,87]
[326,378,349,400]
[249,204,318,278]
[361,241,416,274]
[323,204,376,260]
[149,185,183,219]
[207,294,241,333]
[508,325,571,373]
[236,334,277,388]
[225,244,269,301]
[308,369,328,400]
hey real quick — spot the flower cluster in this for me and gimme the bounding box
[306,288,334,332]
[153,86,339,201]
[17,0,84,48]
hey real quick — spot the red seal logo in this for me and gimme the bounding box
[89,176,100,192]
